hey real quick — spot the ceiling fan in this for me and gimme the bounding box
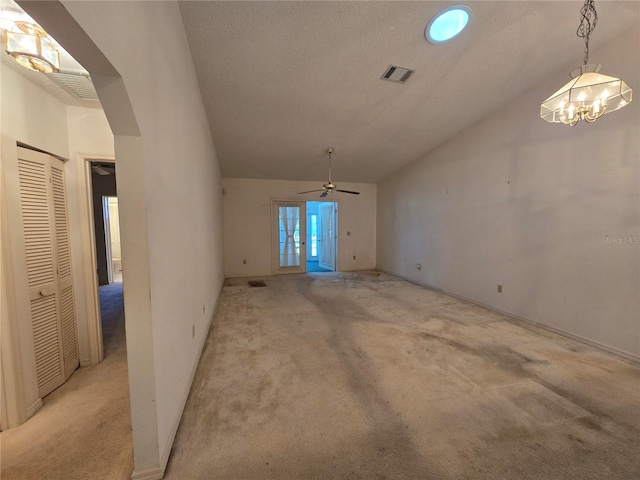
[298,148,360,198]
[91,162,115,176]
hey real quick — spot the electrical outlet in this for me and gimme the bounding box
[497,285,503,293]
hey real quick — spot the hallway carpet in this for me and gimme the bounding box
[166,272,640,480]
[1,282,132,480]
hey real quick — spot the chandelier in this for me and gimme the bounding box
[3,21,60,73]
[540,0,632,126]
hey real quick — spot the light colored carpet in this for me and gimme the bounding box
[1,282,132,480]
[4,274,638,480]
[166,272,640,480]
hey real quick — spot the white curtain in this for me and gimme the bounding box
[279,206,300,267]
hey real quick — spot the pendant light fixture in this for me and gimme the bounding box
[540,0,632,126]
[3,21,60,73]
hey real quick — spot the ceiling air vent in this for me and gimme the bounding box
[49,72,99,101]
[381,65,415,84]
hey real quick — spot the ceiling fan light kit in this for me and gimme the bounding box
[540,0,632,126]
[298,148,360,198]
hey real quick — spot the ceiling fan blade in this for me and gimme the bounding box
[298,189,325,194]
[320,190,329,198]
[335,189,360,195]
[91,166,111,176]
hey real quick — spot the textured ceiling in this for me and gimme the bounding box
[180,1,639,183]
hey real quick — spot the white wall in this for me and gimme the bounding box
[377,26,640,359]
[1,65,71,427]
[223,178,376,277]
[53,2,225,477]
[65,106,114,366]
[1,65,70,157]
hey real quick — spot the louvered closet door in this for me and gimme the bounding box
[51,159,79,380]
[17,148,78,397]
[18,152,65,397]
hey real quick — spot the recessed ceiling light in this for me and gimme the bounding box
[426,5,471,44]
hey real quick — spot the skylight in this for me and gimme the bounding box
[426,6,471,44]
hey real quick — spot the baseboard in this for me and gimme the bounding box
[80,358,92,367]
[376,268,640,365]
[132,282,224,480]
[130,466,163,480]
[226,266,378,278]
[27,398,43,418]
[225,271,272,278]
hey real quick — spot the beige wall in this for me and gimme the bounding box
[1,65,70,157]
[1,65,71,427]
[377,26,640,359]
[223,178,376,277]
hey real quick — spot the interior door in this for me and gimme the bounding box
[318,202,336,271]
[17,148,78,397]
[273,201,306,274]
[51,158,79,381]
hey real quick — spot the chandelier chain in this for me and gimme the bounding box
[577,0,598,65]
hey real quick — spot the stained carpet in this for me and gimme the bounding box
[1,282,132,480]
[165,272,640,480]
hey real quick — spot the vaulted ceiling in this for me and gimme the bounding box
[5,1,638,183]
[179,1,639,183]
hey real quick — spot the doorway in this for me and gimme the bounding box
[102,196,122,284]
[272,201,307,274]
[89,161,126,355]
[306,201,337,272]
[91,161,118,287]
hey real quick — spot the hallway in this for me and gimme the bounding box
[1,283,132,480]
